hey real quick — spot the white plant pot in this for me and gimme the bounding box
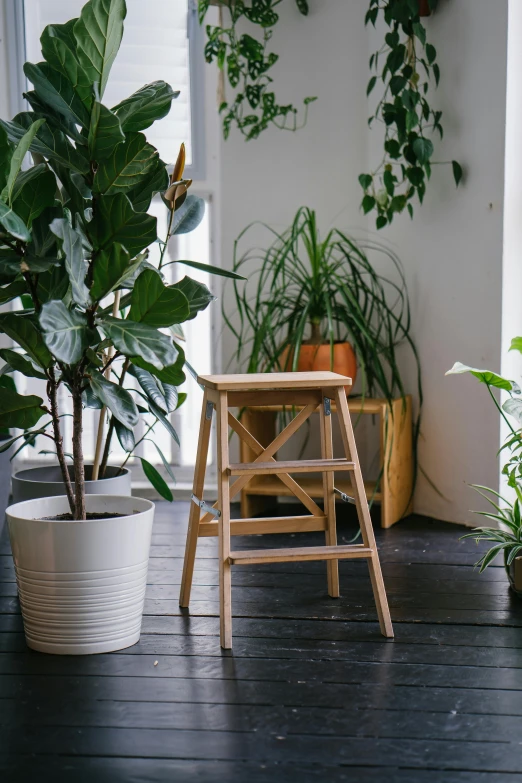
[6,494,155,655]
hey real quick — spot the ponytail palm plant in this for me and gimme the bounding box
[225,207,422,409]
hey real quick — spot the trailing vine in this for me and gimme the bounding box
[360,0,463,229]
[198,0,316,140]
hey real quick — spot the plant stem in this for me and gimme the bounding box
[99,357,130,478]
[158,205,175,270]
[92,291,121,481]
[48,369,75,516]
[72,385,86,520]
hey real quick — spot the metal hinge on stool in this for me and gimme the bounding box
[191,494,221,518]
[334,487,356,505]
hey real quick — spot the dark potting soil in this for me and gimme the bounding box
[39,512,126,521]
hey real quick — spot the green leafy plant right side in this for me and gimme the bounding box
[447,341,522,575]
[360,0,463,229]
[198,0,316,140]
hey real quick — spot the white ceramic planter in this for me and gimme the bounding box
[6,494,155,655]
[11,464,131,504]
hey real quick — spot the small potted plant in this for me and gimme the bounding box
[225,206,421,409]
[0,0,240,655]
[447,349,522,595]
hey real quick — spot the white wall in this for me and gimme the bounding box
[218,0,510,524]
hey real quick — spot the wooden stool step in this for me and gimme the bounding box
[229,545,374,565]
[227,458,354,475]
[179,372,394,649]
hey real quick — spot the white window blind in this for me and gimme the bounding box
[22,0,196,166]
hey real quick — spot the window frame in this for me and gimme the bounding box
[4,0,206,180]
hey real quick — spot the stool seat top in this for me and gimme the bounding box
[198,371,352,391]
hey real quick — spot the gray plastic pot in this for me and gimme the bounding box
[0,435,13,542]
[11,465,132,504]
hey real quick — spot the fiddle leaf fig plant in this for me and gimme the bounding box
[0,0,242,520]
[198,0,316,140]
[361,0,463,228]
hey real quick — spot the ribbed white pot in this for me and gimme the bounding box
[6,494,155,655]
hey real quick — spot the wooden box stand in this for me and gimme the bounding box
[179,372,394,649]
[240,396,413,528]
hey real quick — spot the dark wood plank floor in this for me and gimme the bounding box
[1,501,522,782]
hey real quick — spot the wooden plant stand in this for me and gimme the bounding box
[239,396,413,529]
[179,372,394,649]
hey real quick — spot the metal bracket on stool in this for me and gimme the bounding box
[205,401,214,420]
[191,494,221,518]
[324,397,331,416]
[334,487,356,505]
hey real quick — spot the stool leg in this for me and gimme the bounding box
[217,391,233,649]
[320,393,340,598]
[179,390,213,608]
[334,387,394,638]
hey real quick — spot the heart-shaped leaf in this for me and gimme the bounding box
[128,269,190,327]
[99,315,178,370]
[88,101,125,161]
[90,371,139,428]
[446,362,512,391]
[0,388,45,429]
[90,193,157,257]
[93,132,159,195]
[12,165,56,227]
[0,348,47,379]
[40,300,90,364]
[172,276,215,320]
[50,218,90,305]
[0,313,52,368]
[112,81,179,131]
[0,200,30,242]
[74,0,127,98]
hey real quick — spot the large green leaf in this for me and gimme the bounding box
[24,90,85,145]
[99,315,178,369]
[172,195,205,236]
[28,205,62,258]
[93,132,159,195]
[0,313,51,368]
[0,201,30,242]
[0,253,58,277]
[112,80,178,131]
[90,193,157,257]
[114,418,135,451]
[171,258,246,280]
[0,114,89,174]
[50,218,90,305]
[126,158,168,212]
[172,276,215,321]
[129,363,168,412]
[88,101,124,161]
[90,371,139,428]
[11,165,57,227]
[128,269,190,327]
[1,119,45,204]
[445,362,512,391]
[140,457,173,501]
[0,388,45,429]
[0,125,12,194]
[131,345,186,386]
[0,348,47,379]
[40,21,93,109]
[0,280,27,305]
[40,300,90,364]
[90,242,136,301]
[36,265,69,304]
[24,63,90,129]
[74,0,127,98]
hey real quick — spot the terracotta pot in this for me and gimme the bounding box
[419,0,432,16]
[295,342,357,394]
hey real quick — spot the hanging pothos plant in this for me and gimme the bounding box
[197,0,316,140]
[360,0,463,229]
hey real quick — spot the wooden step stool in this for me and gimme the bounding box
[179,372,394,649]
